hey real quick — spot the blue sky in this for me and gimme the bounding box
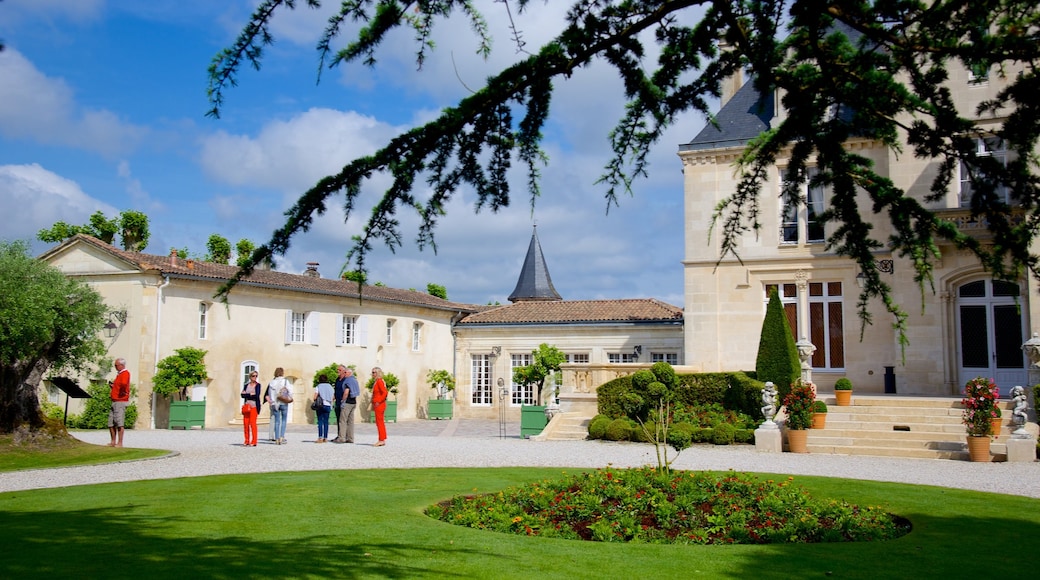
[0,1,706,306]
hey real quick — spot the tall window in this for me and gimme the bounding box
[285,311,317,344]
[385,319,395,345]
[608,353,638,363]
[471,354,492,406]
[959,137,1008,206]
[511,353,534,405]
[765,282,845,370]
[337,315,357,346]
[651,352,678,365]
[780,167,825,244]
[198,302,208,340]
[412,322,422,351]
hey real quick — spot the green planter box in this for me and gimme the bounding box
[169,400,206,429]
[520,405,547,438]
[427,399,453,420]
[369,400,398,423]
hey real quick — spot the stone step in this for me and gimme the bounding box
[803,443,1007,462]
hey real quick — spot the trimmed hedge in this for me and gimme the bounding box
[598,371,765,421]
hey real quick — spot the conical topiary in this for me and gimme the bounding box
[755,288,800,401]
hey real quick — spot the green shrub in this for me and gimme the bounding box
[734,429,755,444]
[835,377,853,391]
[596,377,633,419]
[73,381,138,429]
[755,289,800,401]
[40,400,67,422]
[630,421,656,442]
[587,415,611,439]
[604,418,632,441]
[712,422,736,445]
[812,400,828,414]
[666,422,693,450]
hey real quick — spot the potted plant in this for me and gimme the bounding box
[783,380,815,453]
[425,369,455,420]
[811,400,828,429]
[834,377,853,406]
[366,372,399,423]
[152,347,208,429]
[962,376,998,461]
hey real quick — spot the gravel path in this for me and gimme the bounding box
[2,420,1039,498]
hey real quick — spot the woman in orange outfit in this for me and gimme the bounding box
[240,371,263,446]
[371,367,388,447]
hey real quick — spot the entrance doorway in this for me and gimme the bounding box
[956,279,1027,391]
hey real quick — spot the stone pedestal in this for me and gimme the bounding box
[755,425,783,453]
[558,392,598,416]
[1006,437,1037,463]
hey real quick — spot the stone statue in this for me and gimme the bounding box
[761,381,778,426]
[1011,385,1028,426]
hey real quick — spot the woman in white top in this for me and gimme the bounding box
[313,373,335,443]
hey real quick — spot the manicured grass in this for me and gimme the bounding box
[1,467,1038,578]
[0,434,168,472]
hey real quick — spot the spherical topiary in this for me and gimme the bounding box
[666,422,693,450]
[588,415,611,439]
[834,377,853,390]
[605,418,632,441]
[631,421,656,442]
[712,422,736,445]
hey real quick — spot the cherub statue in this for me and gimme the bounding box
[1011,385,1028,426]
[761,381,777,424]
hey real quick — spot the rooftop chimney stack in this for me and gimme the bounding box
[305,262,321,278]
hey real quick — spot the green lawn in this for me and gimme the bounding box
[1,467,1038,578]
[0,434,168,472]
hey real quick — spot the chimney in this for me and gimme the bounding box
[169,248,178,267]
[718,39,744,107]
[304,262,321,278]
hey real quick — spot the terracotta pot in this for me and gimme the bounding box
[787,429,809,453]
[834,390,852,406]
[811,413,826,429]
[990,417,1003,438]
[966,435,992,462]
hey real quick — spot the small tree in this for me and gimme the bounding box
[755,289,800,402]
[511,343,566,405]
[152,347,208,400]
[426,283,447,300]
[365,373,399,398]
[206,234,232,265]
[426,369,455,400]
[119,210,150,252]
[629,362,686,473]
[235,239,255,268]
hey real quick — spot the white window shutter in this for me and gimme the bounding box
[358,315,369,348]
[335,314,344,346]
[307,312,320,345]
[284,310,292,344]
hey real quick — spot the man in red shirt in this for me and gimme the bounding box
[109,358,131,447]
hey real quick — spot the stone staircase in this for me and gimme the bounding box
[531,412,590,441]
[805,395,1022,460]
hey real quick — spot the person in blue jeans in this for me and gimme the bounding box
[266,367,291,444]
[313,373,334,443]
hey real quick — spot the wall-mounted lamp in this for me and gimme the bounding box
[856,259,895,289]
[855,272,865,289]
[103,310,127,339]
[633,345,642,356]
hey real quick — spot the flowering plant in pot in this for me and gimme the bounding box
[783,380,816,431]
[961,376,999,437]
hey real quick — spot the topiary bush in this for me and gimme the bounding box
[604,418,632,441]
[666,422,693,450]
[734,429,755,444]
[712,422,736,445]
[587,414,611,439]
[755,288,800,401]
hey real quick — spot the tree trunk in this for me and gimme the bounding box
[0,357,48,433]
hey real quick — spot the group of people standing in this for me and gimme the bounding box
[240,365,388,447]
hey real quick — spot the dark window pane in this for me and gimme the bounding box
[810,303,825,367]
[994,305,1024,368]
[809,282,822,296]
[829,302,844,368]
[992,281,1020,297]
[784,304,798,340]
[827,282,842,296]
[959,305,989,368]
[959,281,985,298]
[783,284,797,298]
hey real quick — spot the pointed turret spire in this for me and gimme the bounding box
[508,226,562,303]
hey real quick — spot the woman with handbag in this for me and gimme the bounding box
[240,371,263,446]
[266,367,291,445]
[312,373,334,443]
[371,367,388,447]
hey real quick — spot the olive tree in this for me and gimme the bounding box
[0,241,108,433]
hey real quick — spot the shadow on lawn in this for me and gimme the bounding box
[722,512,1040,579]
[0,505,496,579]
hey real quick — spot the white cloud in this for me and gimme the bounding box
[2,0,104,23]
[0,49,147,157]
[0,163,116,248]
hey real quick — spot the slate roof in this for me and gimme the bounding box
[507,226,562,302]
[456,298,683,326]
[47,234,480,314]
[679,78,774,152]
